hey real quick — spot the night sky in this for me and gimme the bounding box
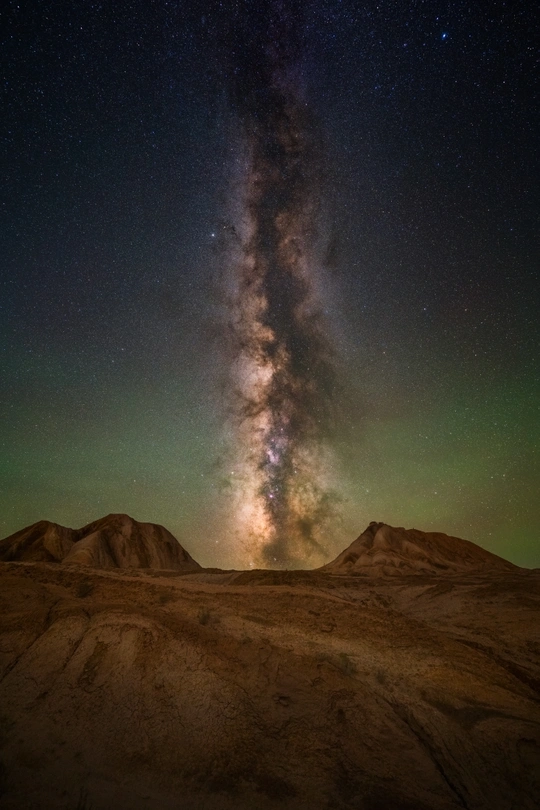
[2,0,538,569]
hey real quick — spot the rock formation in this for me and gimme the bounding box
[320,521,517,576]
[0,520,75,563]
[0,513,201,571]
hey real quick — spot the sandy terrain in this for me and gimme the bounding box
[0,538,539,809]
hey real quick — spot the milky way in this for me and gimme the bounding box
[219,1,338,567]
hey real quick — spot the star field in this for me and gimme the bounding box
[1,0,538,567]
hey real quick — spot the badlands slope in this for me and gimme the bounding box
[0,517,539,810]
[0,514,201,571]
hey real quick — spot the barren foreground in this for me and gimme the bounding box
[1,559,539,809]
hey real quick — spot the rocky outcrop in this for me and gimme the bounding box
[0,514,201,571]
[320,521,517,576]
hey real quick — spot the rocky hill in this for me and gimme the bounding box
[320,521,517,576]
[0,513,201,571]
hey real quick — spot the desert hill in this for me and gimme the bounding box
[0,517,538,809]
[320,521,517,576]
[0,513,201,571]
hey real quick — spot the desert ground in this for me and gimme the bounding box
[0,516,539,809]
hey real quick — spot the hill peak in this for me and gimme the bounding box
[320,522,516,576]
[0,515,201,571]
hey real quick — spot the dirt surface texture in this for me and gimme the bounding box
[0,516,539,809]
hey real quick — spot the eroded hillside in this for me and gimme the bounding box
[1,560,539,809]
